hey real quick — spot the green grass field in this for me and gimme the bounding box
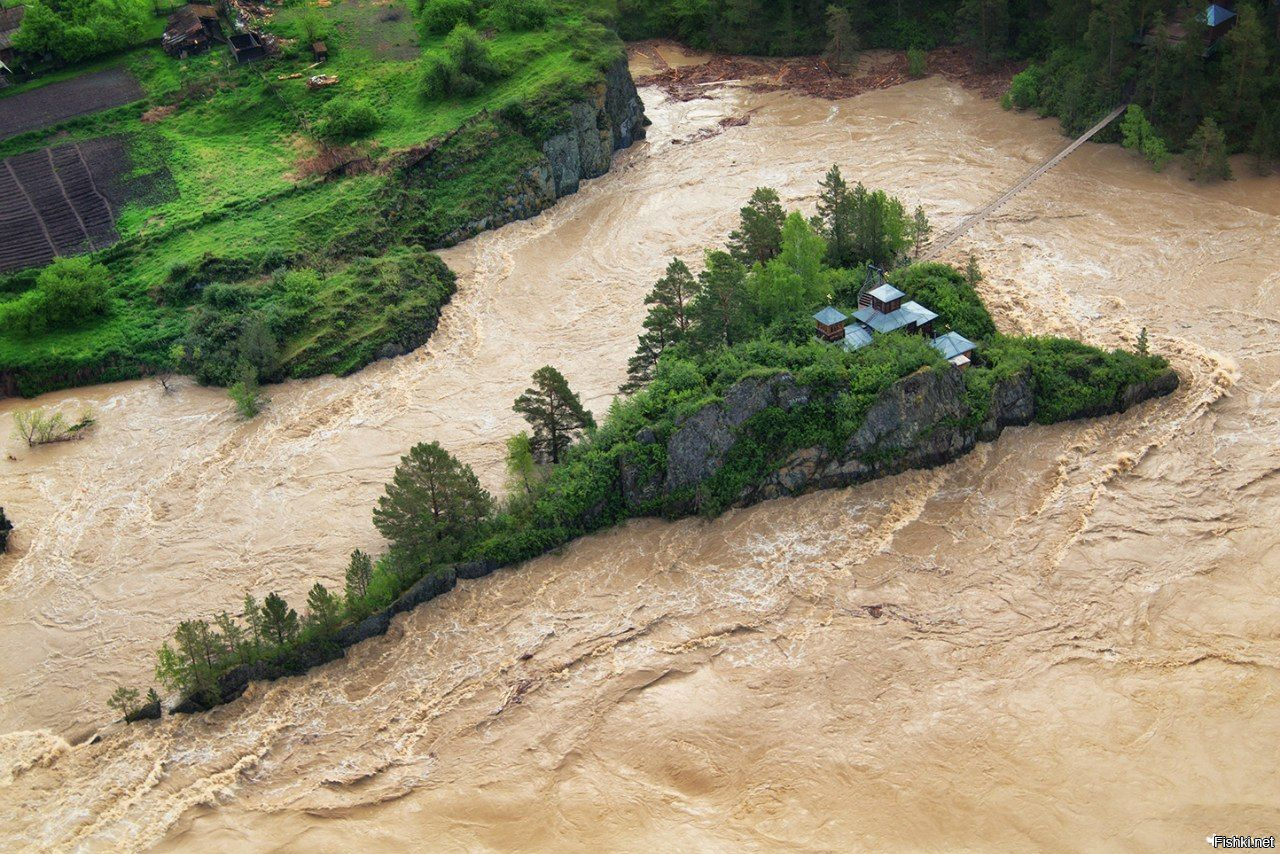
[0,0,627,396]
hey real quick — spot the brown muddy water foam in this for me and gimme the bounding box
[1,73,1278,850]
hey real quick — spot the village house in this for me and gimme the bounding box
[0,5,25,78]
[229,31,266,64]
[813,268,977,369]
[162,3,224,58]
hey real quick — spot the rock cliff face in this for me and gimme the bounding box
[441,58,646,245]
[632,363,1179,512]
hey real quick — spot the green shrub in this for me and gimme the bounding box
[418,25,501,99]
[488,0,550,31]
[314,97,381,142]
[1006,64,1042,110]
[419,0,475,36]
[0,257,111,335]
[907,47,927,78]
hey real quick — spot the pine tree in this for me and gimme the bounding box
[1136,327,1149,357]
[623,258,700,393]
[957,0,1010,67]
[910,205,932,258]
[727,188,787,265]
[816,165,855,267]
[822,4,858,72]
[373,441,493,554]
[305,583,343,636]
[155,618,228,702]
[1249,107,1280,176]
[690,250,753,349]
[513,367,595,465]
[108,686,141,719]
[1219,4,1268,132]
[260,592,300,647]
[965,253,983,289]
[345,549,373,602]
[1185,117,1232,182]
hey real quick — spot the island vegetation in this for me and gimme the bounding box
[117,174,1175,719]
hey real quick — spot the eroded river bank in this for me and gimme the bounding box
[2,72,1278,850]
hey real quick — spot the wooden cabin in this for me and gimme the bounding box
[0,5,25,69]
[162,4,223,58]
[230,31,266,64]
[931,331,978,371]
[865,283,906,315]
[311,40,328,62]
[1205,2,1238,43]
[814,306,848,342]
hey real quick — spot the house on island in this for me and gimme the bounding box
[163,3,224,58]
[930,330,978,370]
[813,268,976,369]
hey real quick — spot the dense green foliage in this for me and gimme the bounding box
[0,257,111,335]
[13,0,154,64]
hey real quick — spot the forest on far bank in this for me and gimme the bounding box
[618,0,1280,170]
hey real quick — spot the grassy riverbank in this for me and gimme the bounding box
[0,0,628,396]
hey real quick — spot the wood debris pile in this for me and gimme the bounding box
[633,44,1022,103]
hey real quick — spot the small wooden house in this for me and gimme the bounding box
[931,331,978,370]
[230,31,265,64]
[814,306,848,342]
[162,4,223,58]
[0,5,26,68]
[311,40,327,62]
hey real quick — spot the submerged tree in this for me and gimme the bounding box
[504,432,540,494]
[513,367,595,465]
[259,592,301,647]
[0,507,12,553]
[374,441,493,556]
[155,618,228,702]
[305,583,344,636]
[107,686,141,720]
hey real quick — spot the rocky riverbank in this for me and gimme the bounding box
[438,57,648,245]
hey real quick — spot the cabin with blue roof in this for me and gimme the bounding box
[813,265,975,368]
[814,306,849,342]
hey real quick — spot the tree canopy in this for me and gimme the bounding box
[513,367,595,464]
[373,441,493,557]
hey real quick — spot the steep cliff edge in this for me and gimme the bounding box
[627,362,1179,512]
[437,57,647,245]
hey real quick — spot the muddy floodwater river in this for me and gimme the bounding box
[2,72,1279,850]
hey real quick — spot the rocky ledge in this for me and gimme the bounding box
[622,363,1179,513]
[441,58,647,244]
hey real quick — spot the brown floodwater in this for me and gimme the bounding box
[1,72,1278,850]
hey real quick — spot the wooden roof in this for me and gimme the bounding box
[0,5,25,51]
